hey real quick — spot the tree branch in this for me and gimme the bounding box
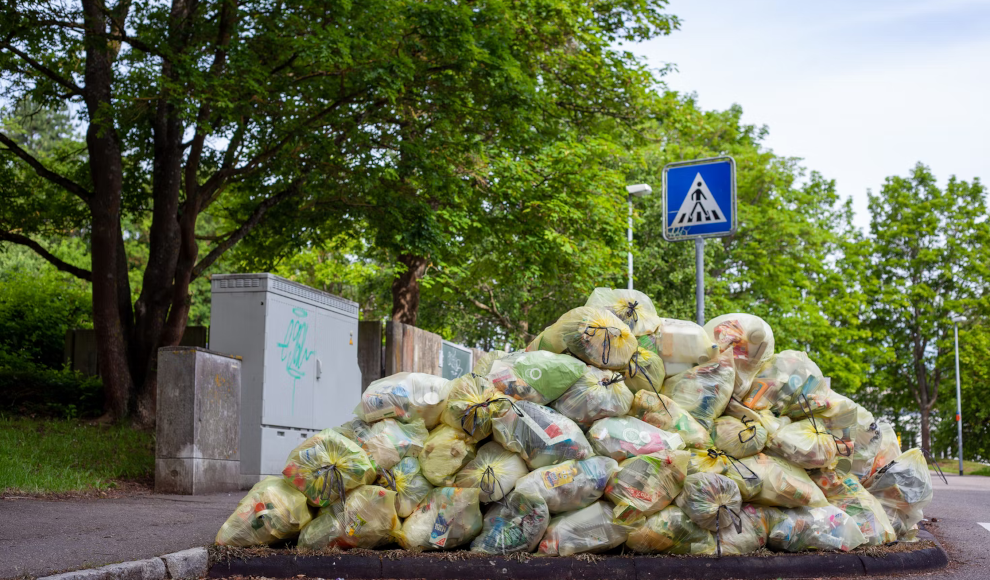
[0,42,85,96]
[0,232,92,281]
[0,131,93,201]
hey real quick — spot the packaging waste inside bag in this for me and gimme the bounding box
[334,417,428,470]
[660,348,735,431]
[357,372,452,429]
[584,287,662,336]
[514,456,619,514]
[537,501,633,556]
[638,318,718,376]
[765,417,841,470]
[624,348,666,394]
[380,457,433,518]
[472,350,508,376]
[705,313,775,398]
[741,350,823,414]
[739,453,828,508]
[767,505,867,552]
[675,472,742,532]
[453,441,529,503]
[713,415,767,459]
[605,449,690,523]
[216,477,313,547]
[857,422,900,482]
[587,416,685,461]
[419,425,477,486]
[487,350,586,405]
[716,503,771,556]
[470,489,551,554]
[864,448,933,539]
[625,505,716,555]
[297,485,400,550]
[399,487,483,550]
[557,306,638,371]
[552,365,633,427]
[810,469,896,545]
[628,390,710,449]
[282,428,378,507]
[688,448,763,502]
[491,399,593,469]
[440,373,508,440]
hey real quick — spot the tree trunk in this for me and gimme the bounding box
[920,405,931,455]
[391,253,428,325]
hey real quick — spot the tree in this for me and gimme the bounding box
[933,320,990,462]
[865,164,989,453]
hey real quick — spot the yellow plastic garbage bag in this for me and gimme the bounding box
[767,505,867,552]
[454,441,529,503]
[628,390,710,449]
[625,505,716,555]
[623,348,666,394]
[741,350,823,414]
[716,504,771,556]
[584,287,661,336]
[398,487,483,550]
[472,350,508,376]
[675,472,742,533]
[297,485,400,550]
[605,449,691,523]
[334,417,428,470]
[587,416,685,461]
[419,425,477,487]
[552,365,633,427]
[379,457,433,518]
[660,348,735,431]
[216,477,313,547]
[705,313,775,398]
[765,417,839,470]
[849,407,880,480]
[856,422,900,482]
[722,396,792,440]
[491,400,593,469]
[638,318,718,376]
[526,321,568,354]
[514,456,619,514]
[739,453,829,508]
[487,351,586,405]
[470,489,551,554]
[688,448,763,502]
[557,306,638,371]
[357,372,452,429]
[537,501,633,556]
[440,373,509,440]
[282,429,378,507]
[713,415,767,459]
[864,448,933,539]
[809,470,896,545]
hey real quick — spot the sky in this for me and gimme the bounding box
[631,0,990,229]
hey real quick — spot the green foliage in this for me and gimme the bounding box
[0,416,154,493]
[0,362,103,419]
[933,322,990,462]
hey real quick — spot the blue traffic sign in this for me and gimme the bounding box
[662,157,737,241]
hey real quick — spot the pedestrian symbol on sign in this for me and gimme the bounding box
[671,173,726,226]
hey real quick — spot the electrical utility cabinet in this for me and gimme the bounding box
[210,273,361,485]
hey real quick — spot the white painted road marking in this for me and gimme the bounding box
[979,523,990,533]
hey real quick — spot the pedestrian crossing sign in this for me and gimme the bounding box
[662,156,737,241]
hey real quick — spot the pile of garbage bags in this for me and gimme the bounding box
[217,288,936,558]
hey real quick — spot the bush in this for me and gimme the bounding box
[0,355,103,418]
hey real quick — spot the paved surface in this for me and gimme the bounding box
[0,492,240,579]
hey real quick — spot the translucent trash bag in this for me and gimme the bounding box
[855,422,900,482]
[537,501,633,556]
[623,348,666,394]
[765,417,841,470]
[675,472,742,532]
[399,487,484,550]
[297,485,400,550]
[440,373,509,441]
[741,350,823,414]
[487,350,586,405]
[334,417,428,471]
[552,365,633,427]
[587,416,685,461]
[453,441,529,503]
[215,477,313,547]
[767,505,867,552]
[378,457,433,518]
[739,453,828,508]
[605,449,691,523]
[491,400,594,469]
[357,372,452,429]
[705,313,775,398]
[472,350,508,376]
[809,469,896,545]
[660,348,735,431]
[628,389,710,449]
[638,318,718,376]
[470,489,551,554]
[557,306,639,371]
[418,425,477,486]
[584,287,662,336]
[625,505,716,555]
[282,428,378,507]
[716,503,771,556]
[688,448,763,502]
[713,415,767,459]
[864,448,933,539]
[514,456,619,514]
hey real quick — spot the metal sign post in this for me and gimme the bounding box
[662,157,737,325]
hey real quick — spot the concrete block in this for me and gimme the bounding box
[38,570,111,580]
[161,548,209,580]
[102,558,166,580]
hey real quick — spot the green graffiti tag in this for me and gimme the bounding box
[276,307,315,414]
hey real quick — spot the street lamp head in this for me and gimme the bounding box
[626,183,652,197]
[952,316,967,324]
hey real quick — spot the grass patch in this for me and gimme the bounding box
[928,458,990,476]
[0,415,154,494]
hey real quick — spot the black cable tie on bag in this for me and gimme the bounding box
[832,434,853,457]
[480,465,507,507]
[624,301,640,326]
[628,353,670,416]
[379,467,397,491]
[922,449,949,485]
[584,324,619,366]
[737,416,758,444]
[602,373,625,388]
[316,464,347,516]
[461,396,520,435]
[714,504,744,558]
[707,448,760,482]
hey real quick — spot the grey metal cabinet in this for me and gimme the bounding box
[210,273,361,485]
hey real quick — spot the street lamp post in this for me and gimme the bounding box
[625,184,652,290]
[953,316,966,476]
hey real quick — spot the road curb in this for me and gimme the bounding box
[36,549,208,580]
